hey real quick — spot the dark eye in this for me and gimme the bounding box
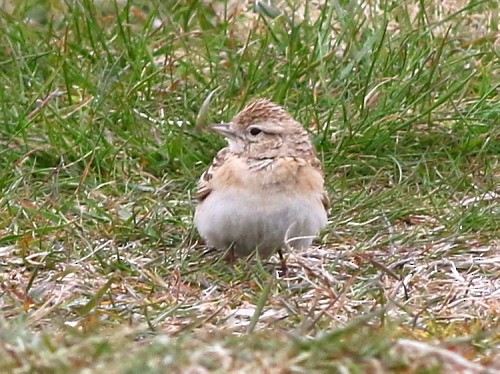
[249,127,262,136]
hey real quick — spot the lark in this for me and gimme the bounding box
[194,99,329,260]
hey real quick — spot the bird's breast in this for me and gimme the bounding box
[212,156,324,194]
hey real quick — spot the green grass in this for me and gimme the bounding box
[0,0,498,372]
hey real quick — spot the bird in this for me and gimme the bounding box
[194,99,329,261]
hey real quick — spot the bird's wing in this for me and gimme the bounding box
[321,190,330,211]
[194,147,230,202]
[309,154,330,212]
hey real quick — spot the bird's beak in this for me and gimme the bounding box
[209,123,239,139]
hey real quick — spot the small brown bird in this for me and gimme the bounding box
[194,99,329,260]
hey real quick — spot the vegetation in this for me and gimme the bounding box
[0,0,498,372]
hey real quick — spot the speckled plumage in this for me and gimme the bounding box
[194,99,329,258]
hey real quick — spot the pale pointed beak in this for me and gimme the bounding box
[209,123,240,139]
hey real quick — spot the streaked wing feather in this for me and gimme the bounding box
[194,148,230,202]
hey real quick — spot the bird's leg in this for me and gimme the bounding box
[277,248,287,276]
[224,244,236,263]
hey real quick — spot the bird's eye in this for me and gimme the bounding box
[249,127,262,136]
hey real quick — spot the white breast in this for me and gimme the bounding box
[194,188,327,258]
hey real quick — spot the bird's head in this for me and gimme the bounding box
[210,99,313,159]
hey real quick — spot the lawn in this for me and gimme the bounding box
[0,0,498,372]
